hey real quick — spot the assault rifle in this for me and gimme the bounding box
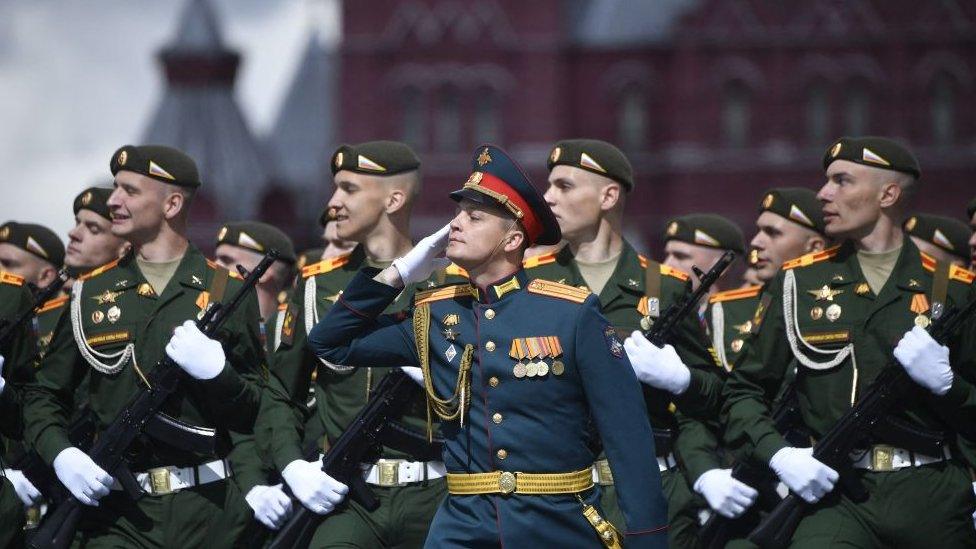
[0,269,69,346]
[644,250,736,345]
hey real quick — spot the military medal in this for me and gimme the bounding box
[525,361,538,377]
[510,339,527,378]
[825,303,842,322]
[810,306,823,320]
[731,338,744,353]
[910,293,930,329]
[551,360,565,376]
[91,310,104,324]
[537,361,549,376]
[107,306,121,323]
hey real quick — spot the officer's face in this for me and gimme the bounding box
[544,166,618,242]
[818,161,891,239]
[0,243,49,286]
[968,211,976,269]
[107,172,184,243]
[327,171,391,243]
[447,199,521,268]
[749,211,820,282]
[663,240,726,291]
[65,209,127,270]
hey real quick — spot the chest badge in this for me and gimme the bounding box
[445,344,457,362]
[442,328,459,341]
[92,289,122,305]
[808,285,843,302]
[107,306,122,323]
[911,293,931,328]
[825,303,842,322]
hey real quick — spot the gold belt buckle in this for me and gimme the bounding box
[24,506,41,529]
[596,460,614,486]
[871,445,895,472]
[148,467,173,495]
[498,471,516,494]
[377,460,400,487]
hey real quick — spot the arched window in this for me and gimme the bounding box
[474,88,501,144]
[722,80,751,147]
[805,81,830,145]
[844,81,870,135]
[617,85,647,151]
[930,73,956,145]
[435,86,462,152]
[400,87,426,150]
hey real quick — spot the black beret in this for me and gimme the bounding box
[664,213,745,254]
[759,187,826,235]
[330,141,420,176]
[967,197,976,219]
[296,248,324,271]
[903,214,971,260]
[547,139,634,191]
[0,221,65,268]
[73,186,114,221]
[216,221,296,264]
[823,136,920,179]
[110,145,201,188]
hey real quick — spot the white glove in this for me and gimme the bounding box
[623,331,691,395]
[3,468,42,506]
[769,447,838,504]
[52,447,114,506]
[0,354,5,395]
[693,468,759,518]
[245,483,294,530]
[392,224,451,286]
[400,366,424,386]
[893,325,953,395]
[281,459,348,515]
[165,320,226,380]
[971,482,976,529]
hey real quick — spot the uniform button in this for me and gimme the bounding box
[496,449,508,460]
[484,309,495,320]
[489,376,499,387]
[492,412,503,424]
[485,341,496,352]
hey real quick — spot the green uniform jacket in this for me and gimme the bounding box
[0,272,37,454]
[34,293,68,357]
[723,239,976,464]
[258,245,466,471]
[25,245,265,469]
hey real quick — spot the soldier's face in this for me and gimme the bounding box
[214,243,264,275]
[447,200,521,268]
[107,172,178,243]
[544,166,616,241]
[327,171,390,242]
[818,161,887,239]
[65,209,127,270]
[749,212,820,282]
[968,211,976,269]
[0,243,49,286]
[663,240,726,290]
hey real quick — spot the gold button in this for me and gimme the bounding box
[485,341,496,352]
[485,309,495,320]
[489,376,499,387]
[496,449,508,460]
[492,412,503,424]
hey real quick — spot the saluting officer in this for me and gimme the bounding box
[723,137,976,547]
[307,144,668,548]
[24,145,266,547]
[903,213,971,268]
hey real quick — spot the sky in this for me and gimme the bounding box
[0,0,340,238]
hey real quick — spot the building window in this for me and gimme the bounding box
[617,86,647,151]
[805,81,830,145]
[722,81,751,147]
[435,87,462,152]
[930,73,956,145]
[400,87,426,150]
[473,89,501,144]
[844,82,870,135]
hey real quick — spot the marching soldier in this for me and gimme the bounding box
[528,139,722,546]
[723,137,976,547]
[24,145,266,546]
[307,144,668,548]
[903,214,971,268]
[662,213,745,294]
[0,221,64,292]
[257,141,463,546]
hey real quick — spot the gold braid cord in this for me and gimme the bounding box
[414,303,472,440]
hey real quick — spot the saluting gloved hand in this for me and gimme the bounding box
[894,325,953,396]
[693,468,759,519]
[391,224,451,286]
[165,320,226,380]
[769,447,838,504]
[53,447,115,506]
[3,468,42,506]
[400,366,424,387]
[623,331,691,395]
[281,459,348,515]
[245,483,294,530]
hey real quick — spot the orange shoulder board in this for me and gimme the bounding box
[0,271,25,287]
[302,253,352,279]
[782,245,842,270]
[526,279,590,304]
[638,254,649,269]
[79,259,121,281]
[660,263,689,281]
[709,285,762,304]
[36,295,69,313]
[920,252,976,284]
[415,284,474,306]
[445,263,469,278]
[523,251,558,269]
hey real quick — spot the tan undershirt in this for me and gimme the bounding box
[857,246,902,294]
[366,257,394,270]
[575,252,621,296]
[136,256,183,296]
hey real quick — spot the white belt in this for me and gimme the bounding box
[360,458,446,487]
[112,459,231,496]
[850,445,951,472]
[591,453,677,486]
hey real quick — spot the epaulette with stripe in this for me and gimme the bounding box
[638,254,649,269]
[709,285,762,304]
[37,295,69,314]
[302,253,352,279]
[0,271,24,287]
[782,245,842,270]
[206,259,243,279]
[526,279,590,303]
[415,284,475,306]
[79,259,121,281]
[523,251,558,269]
[920,252,976,284]
[445,263,469,278]
[660,263,689,281]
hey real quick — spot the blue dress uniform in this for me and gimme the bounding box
[307,145,668,548]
